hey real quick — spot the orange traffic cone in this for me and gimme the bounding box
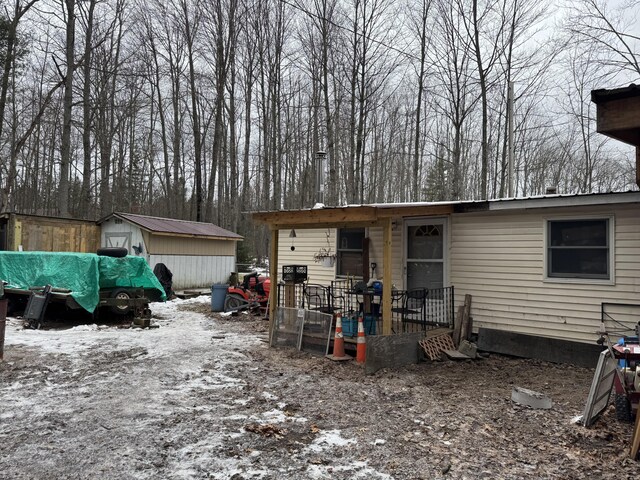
[356,316,366,364]
[327,315,351,361]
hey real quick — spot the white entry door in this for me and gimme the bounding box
[404,219,447,290]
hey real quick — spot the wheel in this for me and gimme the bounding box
[97,247,128,258]
[224,294,246,312]
[614,393,633,423]
[110,289,132,315]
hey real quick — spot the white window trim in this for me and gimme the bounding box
[543,214,615,286]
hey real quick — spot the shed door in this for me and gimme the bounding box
[404,219,446,290]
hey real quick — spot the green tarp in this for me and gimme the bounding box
[0,251,166,312]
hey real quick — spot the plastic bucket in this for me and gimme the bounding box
[211,284,228,312]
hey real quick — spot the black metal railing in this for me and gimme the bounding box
[276,281,455,336]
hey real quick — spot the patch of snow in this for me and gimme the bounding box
[571,415,584,424]
[304,429,356,453]
[250,408,308,425]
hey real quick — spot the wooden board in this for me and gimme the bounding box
[459,294,472,344]
[443,350,472,360]
[453,305,464,347]
[477,328,604,368]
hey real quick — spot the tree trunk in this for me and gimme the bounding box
[59,0,76,217]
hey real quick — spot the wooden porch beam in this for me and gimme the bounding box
[268,221,382,231]
[382,217,392,336]
[253,206,379,226]
[253,204,456,230]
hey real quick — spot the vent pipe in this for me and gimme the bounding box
[315,151,326,205]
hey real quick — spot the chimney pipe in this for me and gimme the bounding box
[315,151,326,205]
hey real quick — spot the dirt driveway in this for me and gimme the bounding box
[0,296,637,479]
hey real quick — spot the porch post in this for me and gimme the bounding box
[382,217,392,335]
[268,228,279,345]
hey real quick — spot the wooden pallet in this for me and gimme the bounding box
[419,332,455,361]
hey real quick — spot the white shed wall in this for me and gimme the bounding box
[450,204,640,344]
[149,254,235,289]
[101,218,146,255]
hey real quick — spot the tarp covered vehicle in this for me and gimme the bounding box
[0,251,166,317]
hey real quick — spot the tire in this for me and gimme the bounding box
[614,393,633,423]
[224,294,246,312]
[97,247,128,258]
[110,288,132,315]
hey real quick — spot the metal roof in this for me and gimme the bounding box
[591,83,640,104]
[105,213,243,240]
[252,190,640,227]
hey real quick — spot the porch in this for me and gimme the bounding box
[252,202,462,345]
[275,281,455,337]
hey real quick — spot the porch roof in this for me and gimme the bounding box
[252,201,473,229]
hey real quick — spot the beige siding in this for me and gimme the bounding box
[450,204,640,344]
[148,235,237,256]
[277,228,337,285]
[367,223,404,287]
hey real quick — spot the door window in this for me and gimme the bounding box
[406,221,445,290]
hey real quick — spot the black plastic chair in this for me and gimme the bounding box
[391,288,427,332]
[303,284,332,314]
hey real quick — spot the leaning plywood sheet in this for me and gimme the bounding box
[583,349,617,427]
[0,251,165,312]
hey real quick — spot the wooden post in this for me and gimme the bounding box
[268,228,279,345]
[284,282,295,307]
[382,218,392,335]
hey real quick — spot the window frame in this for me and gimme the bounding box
[336,227,365,278]
[543,215,615,285]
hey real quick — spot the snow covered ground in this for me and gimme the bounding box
[1,296,638,479]
[0,297,391,479]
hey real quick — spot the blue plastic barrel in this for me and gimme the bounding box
[211,284,228,312]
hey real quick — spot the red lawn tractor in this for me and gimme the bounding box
[224,271,271,314]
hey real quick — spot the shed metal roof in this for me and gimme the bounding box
[103,213,243,240]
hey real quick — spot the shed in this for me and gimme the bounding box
[98,213,242,290]
[254,191,640,367]
[0,212,100,252]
